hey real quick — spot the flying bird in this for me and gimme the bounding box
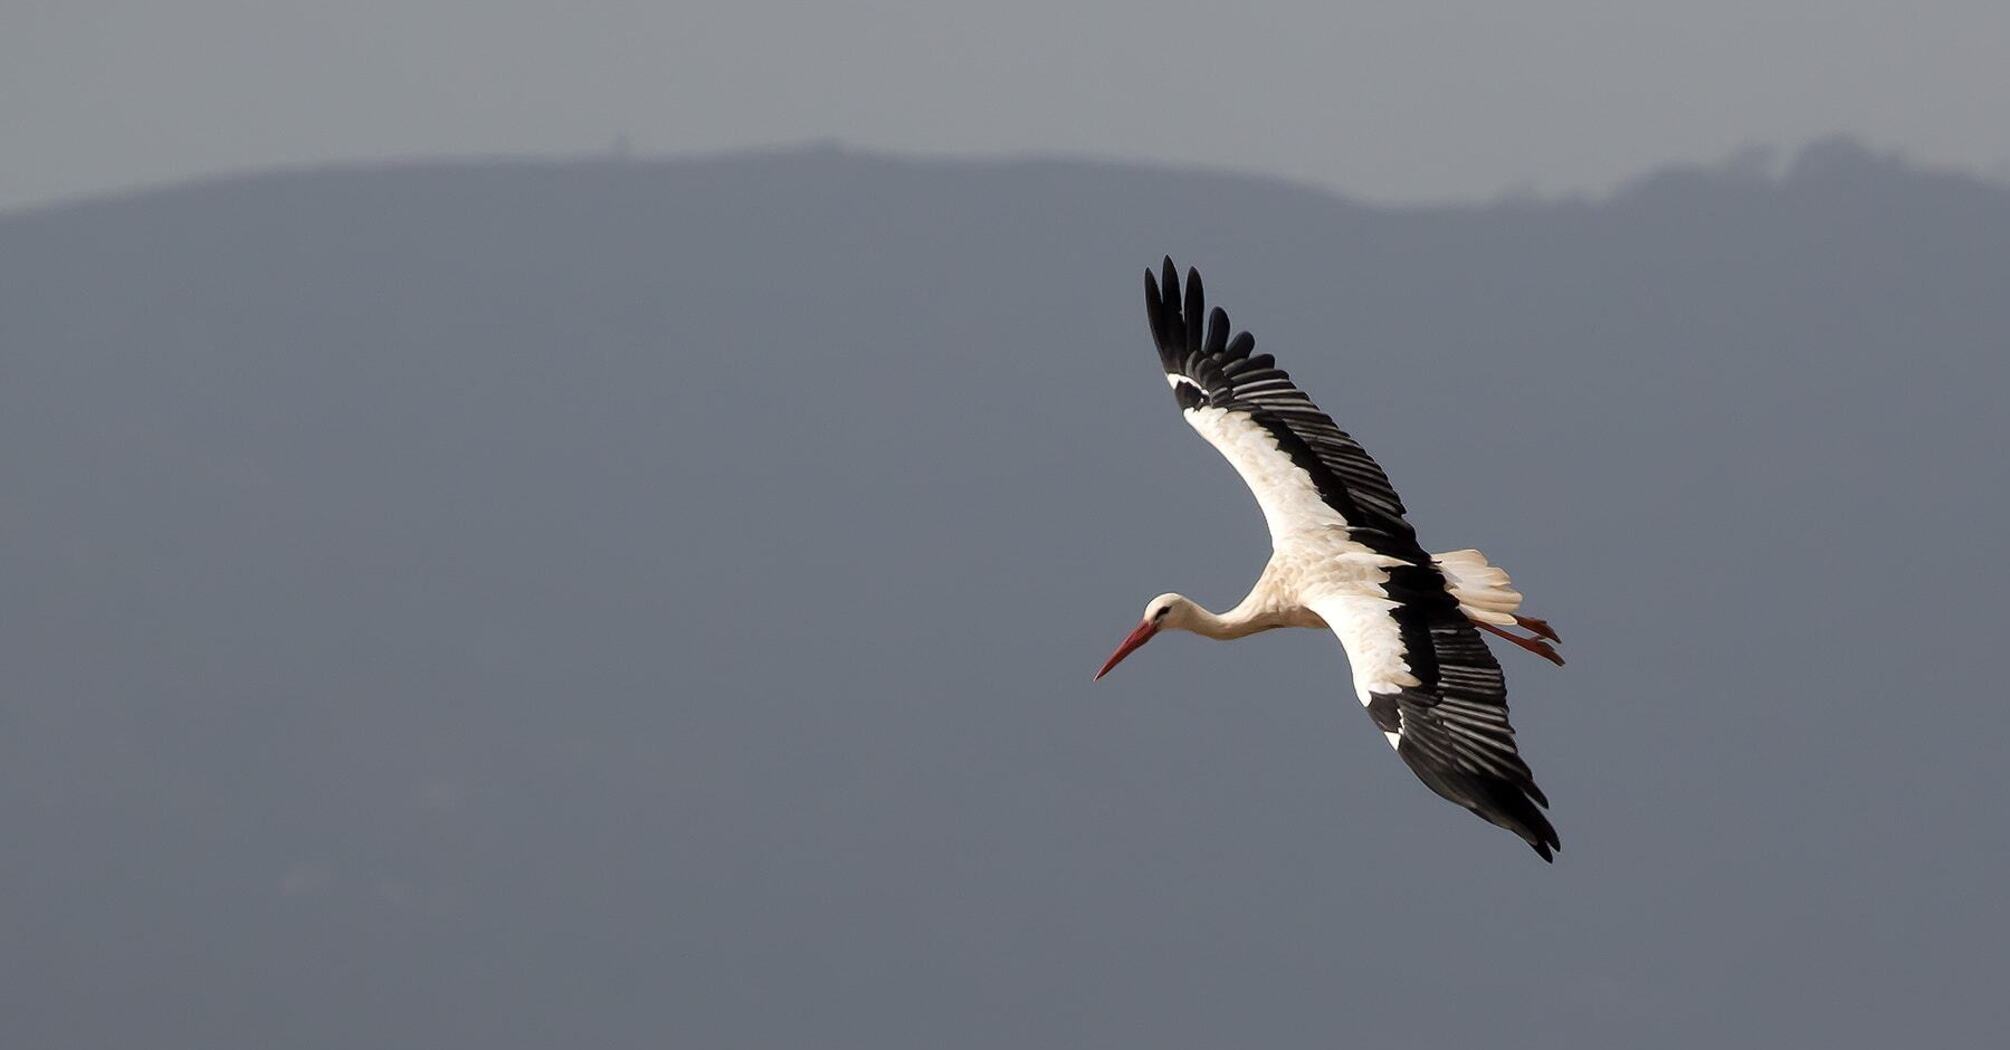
[1096,258,1565,860]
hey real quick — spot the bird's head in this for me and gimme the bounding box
[1093,593,1191,680]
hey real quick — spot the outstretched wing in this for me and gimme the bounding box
[1144,257,1559,860]
[1306,580,1559,861]
[1144,257,1421,560]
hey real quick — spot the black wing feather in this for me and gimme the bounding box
[1205,307,1230,356]
[1182,267,1205,359]
[1381,563,1558,861]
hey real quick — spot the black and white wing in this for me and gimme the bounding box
[1144,258,1559,860]
[1305,583,1560,861]
[1144,257,1421,556]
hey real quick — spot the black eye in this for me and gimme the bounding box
[1153,607,1171,621]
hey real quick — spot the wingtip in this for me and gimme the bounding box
[1144,270,1168,351]
[1146,257,1246,368]
[1205,306,1230,355]
[1531,814,1561,861]
[1181,268,1205,355]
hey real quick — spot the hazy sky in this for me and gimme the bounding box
[6,0,2009,210]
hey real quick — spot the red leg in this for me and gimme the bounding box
[1513,614,1561,643]
[1476,620,1565,666]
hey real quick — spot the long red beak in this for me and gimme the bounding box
[1094,620,1159,681]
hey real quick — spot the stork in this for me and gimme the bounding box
[1096,258,1565,861]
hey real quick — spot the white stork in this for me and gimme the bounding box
[1095,258,1565,861]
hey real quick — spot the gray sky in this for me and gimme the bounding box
[6,0,2009,210]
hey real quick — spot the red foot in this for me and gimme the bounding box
[1513,614,1561,643]
[1476,620,1565,667]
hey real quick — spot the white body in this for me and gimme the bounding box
[1179,404,1523,736]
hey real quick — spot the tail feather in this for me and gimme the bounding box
[1433,548,1524,626]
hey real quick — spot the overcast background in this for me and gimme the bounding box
[6,0,2010,210]
[7,5,2010,1049]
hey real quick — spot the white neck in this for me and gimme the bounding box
[1181,598,1280,640]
